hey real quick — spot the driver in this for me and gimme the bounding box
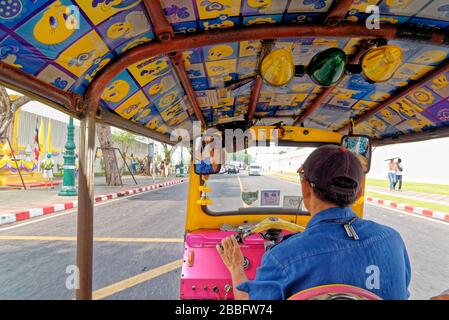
[217,145,411,300]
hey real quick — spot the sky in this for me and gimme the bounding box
[19,99,449,185]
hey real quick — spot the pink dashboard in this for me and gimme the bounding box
[180,230,265,300]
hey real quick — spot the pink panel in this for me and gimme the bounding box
[180,230,265,300]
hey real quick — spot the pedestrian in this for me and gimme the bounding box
[42,153,55,189]
[130,153,137,175]
[388,159,397,191]
[395,158,403,191]
[160,162,165,177]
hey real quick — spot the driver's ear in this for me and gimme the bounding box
[301,178,312,198]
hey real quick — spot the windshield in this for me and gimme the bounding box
[206,146,318,215]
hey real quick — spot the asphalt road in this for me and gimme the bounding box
[0,173,448,300]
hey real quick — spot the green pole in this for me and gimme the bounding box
[179,147,184,176]
[59,117,77,196]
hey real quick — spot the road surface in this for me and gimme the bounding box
[0,173,448,300]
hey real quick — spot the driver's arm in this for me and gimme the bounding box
[217,236,288,300]
[216,236,249,300]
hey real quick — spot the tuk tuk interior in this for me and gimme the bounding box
[2,0,449,300]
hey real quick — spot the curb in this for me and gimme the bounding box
[0,179,186,226]
[366,196,449,223]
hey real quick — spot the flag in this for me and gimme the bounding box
[46,119,52,156]
[33,117,39,161]
[38,118,45,158]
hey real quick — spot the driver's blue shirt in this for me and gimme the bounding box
[237,207,411,300]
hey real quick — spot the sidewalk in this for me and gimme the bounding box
[366,185,449,206]
[0,175,179,215]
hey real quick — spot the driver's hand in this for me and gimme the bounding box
[216,235,244,273]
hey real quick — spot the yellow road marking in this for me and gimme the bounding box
[93,259,183,300]
[0,236,183,243]
[237,176,248,208]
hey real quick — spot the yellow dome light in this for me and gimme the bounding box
[361,45,403,83]
[260,48,295,86]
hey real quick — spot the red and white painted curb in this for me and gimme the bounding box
[0,179,186,226]
[366,196,449,223]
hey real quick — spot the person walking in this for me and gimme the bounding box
[42,153,55,189]
[388,159,397,191]
[395,158,403,191]
[130,153,137,175]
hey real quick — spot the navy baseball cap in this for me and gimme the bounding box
[302,145,363,196]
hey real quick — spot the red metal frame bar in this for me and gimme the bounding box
[292,85,334,126]
[0,61,80,113]
[142,0,205,127]
[143,0,174,41]
[326,0,356,25]
[170,53,206,126]
[337,59,449,134]
[247,76,263,122]
[83,23,447,115]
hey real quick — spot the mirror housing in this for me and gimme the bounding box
[341,135,372,173]
[193,135,222,175]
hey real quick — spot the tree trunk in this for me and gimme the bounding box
[96,123,121,186]
[144,155,153,176]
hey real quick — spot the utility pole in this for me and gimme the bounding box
[59,117,77,196]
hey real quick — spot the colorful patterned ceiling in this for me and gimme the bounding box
[1,0,449,142]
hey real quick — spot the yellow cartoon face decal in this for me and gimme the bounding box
[196,0,241,20]
[33,1,77,45]
[369,92,391,102]
[203,20,235,30]
[76,0,141,25]
[367,117,387,132]
[101,80,130,103]
[207,45,234,61]
[431,74,449,90]
[333,88,359,100]
[128,58,171,86]
[107,22,134,39]
[158,91,181,110]
[56,31,109,77]
[146,117,160,130]
[119,37,152,54]
[114,91,149,120]
[148,83,163,96]
[246,17,276,25]
[248,0,272,12]
[379,108,403,125]
[205,59,236,77]
[385,0,413,10]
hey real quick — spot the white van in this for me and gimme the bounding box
[248,164,262,176]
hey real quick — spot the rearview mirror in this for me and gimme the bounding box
[341,135,372,173]
[193,135,222,175]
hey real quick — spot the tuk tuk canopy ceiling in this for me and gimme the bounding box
[2,0,449,143]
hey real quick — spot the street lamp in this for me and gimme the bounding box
[180,147,184,177]
[59,117,77,196]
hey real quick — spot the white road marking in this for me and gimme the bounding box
[367,202,449,227]
[0,182,184,233]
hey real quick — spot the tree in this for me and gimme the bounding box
[96,123,121,186]
[0,85,31,140]
[112,130,136,174]
[161,143,172,165]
